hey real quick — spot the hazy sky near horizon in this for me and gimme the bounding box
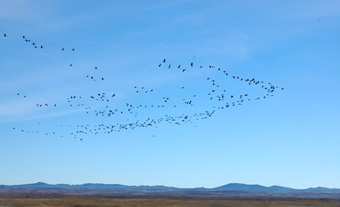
[0,0,339,189]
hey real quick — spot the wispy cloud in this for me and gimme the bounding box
[0,0,31,20]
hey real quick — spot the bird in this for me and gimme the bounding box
[72,48,75,51]
[62,48,64,51]
[10,59,284,140]
[3,33,6,37]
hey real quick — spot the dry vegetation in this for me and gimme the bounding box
[1,195,340,207]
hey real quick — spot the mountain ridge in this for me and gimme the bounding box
[1,182,339,191]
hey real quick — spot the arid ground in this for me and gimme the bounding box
[1,195,340,207]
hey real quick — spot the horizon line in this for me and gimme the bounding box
[2,181,339,190]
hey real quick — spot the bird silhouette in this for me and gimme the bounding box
[10,54,284,140]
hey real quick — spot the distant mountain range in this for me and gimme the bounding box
[1,182,339,198]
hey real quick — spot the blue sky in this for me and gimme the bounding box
[0,0,339,189]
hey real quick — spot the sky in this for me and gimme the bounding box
[0,0,339,189]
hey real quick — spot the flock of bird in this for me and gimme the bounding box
[2,33,284,141]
